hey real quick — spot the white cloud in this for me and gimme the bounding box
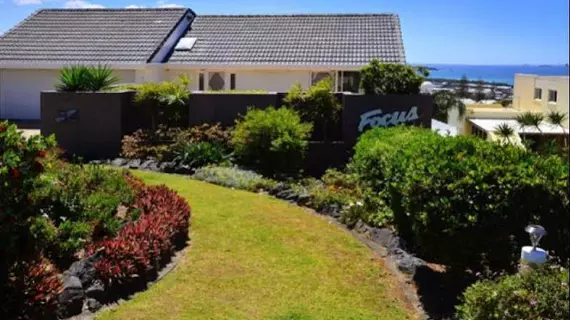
[13,0,42,5]
[156,0,184,8]
[126,4,145,8]
[64,0,105,8]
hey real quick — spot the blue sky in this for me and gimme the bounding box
[0,0,568,65]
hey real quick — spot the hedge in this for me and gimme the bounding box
[350,126,569,271]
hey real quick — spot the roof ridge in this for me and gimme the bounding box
[38,8,188,12]
[197,13,397,17]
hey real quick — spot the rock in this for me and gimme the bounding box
[110,158,128,167]
[276,189,297,201]
[86,298,103,312]
[296,194,312,206]
[174,164,193,175]
[139,159,155,170]
[90,160,103,165]
[66,259,95,287]
[126,159,142,169]
[146,160,161,172]
[269,183,289,196]
[322,204,341,218]
[58,276,84,318]
[85,280,105,301]
[160,161,177,173]
[391,248,426,276]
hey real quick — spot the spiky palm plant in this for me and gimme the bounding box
[55,65,92,92]
[494,123,515,145]
[516,112,537,145]
[528,112,545,133]
[547,110,568,147]
[88,64,120,91]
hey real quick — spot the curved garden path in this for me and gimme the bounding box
[97,171,417,320]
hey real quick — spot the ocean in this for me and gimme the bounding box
[424,64,569,85]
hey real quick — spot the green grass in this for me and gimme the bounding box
[97,171,416,320]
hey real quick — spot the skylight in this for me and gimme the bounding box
[175,37,197,51]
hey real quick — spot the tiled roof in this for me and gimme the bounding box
[0,8,190,64]
[168,14,406,66]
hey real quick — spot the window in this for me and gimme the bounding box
[471,125,487,140]
[534,88,542,100]
[548,90,557,103]
[208,72,225,91]
[198,73,204,91]
[341,71,360,93]
[311,72,333,85]
[230,73,236,90]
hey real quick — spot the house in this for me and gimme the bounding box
[0,8,406,120]
[449,74,568,144]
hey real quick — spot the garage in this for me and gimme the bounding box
[0,69,136,120]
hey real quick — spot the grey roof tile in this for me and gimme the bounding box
[168,14,406,66]
[0,8,189,64]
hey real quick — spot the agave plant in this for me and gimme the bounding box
[87,64,120,91]
[55,65,92,92]
[493,123,515,145]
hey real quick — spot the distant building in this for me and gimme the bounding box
[448,74,568,145]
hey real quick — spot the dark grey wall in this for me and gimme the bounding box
[41,91,136,160]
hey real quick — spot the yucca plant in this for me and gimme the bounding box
[87,64,119,91]
[55,65,92,92]
[516,112,537,146]
[55,64,119,92]
[493,123,515,145]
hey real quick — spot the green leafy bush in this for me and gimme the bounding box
[120,76,190,128]
[56,64,119,92]
[192,166,276,191]
[283,79,341,141]
[359,59,428,95]
[231,107,312,175]
[172,141,232,168]
[350,126,569,271]
[456,265,569,320]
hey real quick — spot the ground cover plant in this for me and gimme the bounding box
[95,170,416,320]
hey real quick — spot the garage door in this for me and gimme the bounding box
[0,69,136,120]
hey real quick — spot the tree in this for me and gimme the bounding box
[457,74,470,98]
[547,110,568,147]
[474,79,486,102]
[493,123,515,145]
[528,112,544,133]
[359,59,427,95]
[516,112,536,146]
[432,91,466,123]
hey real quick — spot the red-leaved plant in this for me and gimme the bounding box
[87,183,190,285]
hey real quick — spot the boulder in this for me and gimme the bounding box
[65,253,100,287]
[322,204,341,218]
[174,164,193,175]
[160,161,177,173]
[146,160,161,172]
[296,194,312,206]
[86,298,103,312]
[85,280,105,301]
[110,158,128,167]
[58,275,84,318]
[126,159,142,169]
[269,183,289,196]
[391,248,426,276]
[139,159,155,170]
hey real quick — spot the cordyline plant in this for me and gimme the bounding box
[56,64,119,92]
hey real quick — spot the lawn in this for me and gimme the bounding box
[97,171,417,320]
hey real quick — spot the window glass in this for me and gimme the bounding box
[198,73,204,91]
[230,73,236,90]
[342,72,360,93]
[209,72,225,91]
[534,88,542,99]
[548,90,557,102]
[311,72,332,85]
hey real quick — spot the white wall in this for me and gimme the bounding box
[0,69,135,120]
[234,70,311,92]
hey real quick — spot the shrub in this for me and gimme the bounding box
[456,265,569,320]
[0,257,63,320]
[55,64,119,92]
[121,76,190,128]
[88,184,191,285]
[359,59,428,95]
[172,141,232,168]
[283,79,341,141]
[350,126,569,271]
[120,123,231,161]
[231,107,312,175]
[192,166,276,191]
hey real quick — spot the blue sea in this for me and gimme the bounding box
[424,64,569,85]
